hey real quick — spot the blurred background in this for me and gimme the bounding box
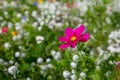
[0,0,120,80]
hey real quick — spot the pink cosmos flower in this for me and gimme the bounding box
[2,26,8,33]
[58,25,90,49]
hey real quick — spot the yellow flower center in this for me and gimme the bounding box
[11,31,18,36]
[71,36,77,41]
[38,0,43,4]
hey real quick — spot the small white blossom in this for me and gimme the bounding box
[0,58,4,63]
[38,26,42,31]
[15,25,22,31]
[17,13,22,18]
[63,70,70,78]
[8,22,13,28]
[26,77,31,80]
[80,72,86,78]
[40,21,44,26]
[46,58,51,63]
[21,53,26,58]
[32,22,38,28]
[54,52,61,61]
[47,64,53,68]
[10,1,16,7]
[70,74,77,80]
[96,66,100,71]
[8,66,19,75]
[4,11,8,16]
[15,52,21,58]
[4,42,11,49]
[108,60,114,65]
[12,36,18,41]
[71,69,75,74]
[37,57,43,64]
[36,36,44,44]
[73,54,79,62]
[105,71,111,77]
[51,50,56,56]
[25,11,29,15]
[9,60,14,65]
[40,65,48,71]
[71,62,77,68]
[32,11,37,17]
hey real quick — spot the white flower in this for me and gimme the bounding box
[4,11,8,16]
[54,52,61,60]
[51,50,61,61]
[105,71,111,77]
[12,34,22,41]
[37,57,43,64]
[12,36,18,41]
[32,22,38,28]
[4,42,11,49]
[8,66,19,75]
[40,65,48,70]
[36,36,44,44]
[55,23,63,29]
[17,13,22,18]
[63,70,70,78]
[9,60,14,65]
[3,1,8,7]
[70,74,77,80]
[26,77,31,80]
[71,62,77,68]
[40,21,44,26]
[46,58,51,63]
[71,69,75,74]
[56,11,60,15]
[51,50,56,56]
[1,21,6,26]
[8,22,13,28]
[10,1,16,7]
[15,52,21,58]
[96,66,100,71]
[78,78,82,80]
[15,25,22,31]
[21,53,26,58]
[73,54,79,62]
[0,16,3,20]
[47,64,53,68]
[38,26,42,31]
[108,60,114,65]
[0,58,4,64]
[25,10,29,15]
[80,72,86,78]
[113,0,120,12]
[32,11,37,17]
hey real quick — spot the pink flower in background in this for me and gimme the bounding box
[2,26,8,33]
[58,25,90,49]
[115,61,120,65]
[115,61,120,77]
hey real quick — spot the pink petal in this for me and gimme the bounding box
[65,27,74,38]
[74,24,85,37]
[58,36,67,42]
[59,44,69,49]
[71,43,76,48]
[116,62,120,65]
[79,33,90,42]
